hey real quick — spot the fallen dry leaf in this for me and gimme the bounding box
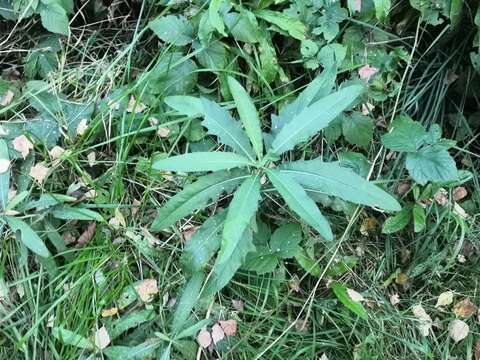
[395,182,411,196]
[360,217,378,236]
[0,89,14,106]
[347,288,365,302]
[435,291,454,308]
[77,222,96,247]
[288,275,301,292]
[453,187,467,202]
[412,304,432,337]
[131,198,141,216]
[134,279,158,303]
[434,188,448,206]
[231,299,244,312]
[319,354,329,360]
[361,102,374,115]
[395,272,409,286]
[101,307,118,317]
[157,127,171,138]
[457,254,467,263]
[211,323,225,344]
[63,232,76,245]
[127,96,146,113]
[76,119,88,136]
[219,319,237,336]
[182,225,198,242]
[87,151,96,167]
[0,159,11,173]
[47,314,55,328]
[390,293,400,306]
[453,203,469,219]
[453,298,478,318]
[475,340,480,360]
[12,135,33,159]
[358,64,379,81]
[49,146,66,159]
[449,319,469,343]
[197,329,212,348]
[94,326,110,349]
[29,163,49,183]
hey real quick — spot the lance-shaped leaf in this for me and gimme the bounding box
[272,65,337,136]
[219,174,261,263]
[164,95,203,118]
[201,98,255,161]
[227,76,264,159]
[266,169,333,241]
[5,216,50,257]
[171,272,205,334]
[270,85,363,155]
[152,152,253,173]
[280,160,401,211]
[0,139,10,210]
[203,227,255,297]
[151,169,249,231]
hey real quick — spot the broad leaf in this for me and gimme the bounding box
[266,169,333,241]
[382,206,411,234]
[227,76,263,159]
[412,204,426,233]
[270,223,302,258]
[281,160,401,211]
[151,169,249,231]
[164,95,203,118]
[152,152,252,172]
[5,216,50,257]
[52,206,104,222]
[342,112,373,148]
[381,115,427,152]
[0,139,10,210]
[180,212,225,274]
[38,1,69,36]
[171,272,205,334]
[149,15,194,46]
[52,327,93,349]
[270,85,363,155]
[331,282,368,320]
[224,10,261,43]
[255,10,306,40]
[209,0,226,36]
[405,147,458,185]
[295,249,322,277]
[201,98,255,161]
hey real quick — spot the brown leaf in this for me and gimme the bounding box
[211,323,225,344]
[127,96,146,113]
[390,293,400,306]
[101,307,118,317]
[197,329,212,348]
[360,217,378,236]
[395,182,411,196]
[63,232,76,245]
[134,279,158,303]
[449,319,469,343]
[182,225,198,242]
[219,319,237,336]
[12,135,33,159]
[77,222,96,247]
[453,187,467,202]
[131,198,141,216]
[474,340,480,360]
[433,188,448,206]
[453,298,478,318]
[29,163,49,183]
[288,275,300,292]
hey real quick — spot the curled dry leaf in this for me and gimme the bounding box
[412,304,432,337]
[134,279,158,303]
[101,307,118,317]
[231,299,244,312]
[77,222,96,247]
[360,217,378,236]
[76,119,88,136]
[435,291,454,308]
[288,276,301,292]
[12,135,33,159]
[94,326,111,349]
[475,340,480,360]
[211,323,225,344]
[49,146,66,159]
[197,329,212,348]
[131,198,141,216]
[219,319,237,336]
[0,159,11,173]
[358,64,379,81]
[390,293,400,306]
[63,232,76,245]
[452,187,467,202]
[157,127,171,138]
[449,319,469,343]
[395,182,411,196]
[87,151,96,167]
[29,163,49,183]
[182,225,198,242]
[0,89,14,106]
[433,188,448,206]
[127,96,146,113]
[347,288,365,302]
[453,298,478,318]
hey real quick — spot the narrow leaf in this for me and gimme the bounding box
[0,139,10,210]
[151,169,249,231]
[152,152,252,173]
[52,206,104,222]
[270,85,363,155]
[164,96,203,118]
[281,160,401,211]
[5,216,50,257]
[227,76,263,159]
[331,282,368,320]
[172,272,205,334]
[266,169,333,241]
[209,0,226,36]
[52,327,93,349]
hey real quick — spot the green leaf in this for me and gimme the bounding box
[106,309,155,339]
[224,10,261,43]
[270,223,302,258]
[295,249,322,277]
[52,327,93,349]
[5,216,50,257]
[405,147,458,185]
[255,10,306,40]
[412,204,426,233]
[61,101,94,138]
[373,0,391,22]
[0,139,10,210]
[152,152,252,172]
[201,98,255,161]
[103,339,162,360]
[51,206,104,222]
[331,282,368,320]
[171,272,205,334]
[203,227,255,297]
[209,0,227,36]
[220,174,261,262]
[243,247,278,274]
[266,169,333,241]
[151,169,249,231]
[227,76,263,159]
[164,96,203,118]
[180,212,225,274]
[381,115,427,152]
[38,1,69,35]
[175,319,212,340]
[270,85,363,155]
[193,40,228,69]
[342,113,373,148]
[312,3,347,42]
[382,206,411,234]
[25,80,63,114]
[281,160,401,211]
[149,15,194,46]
